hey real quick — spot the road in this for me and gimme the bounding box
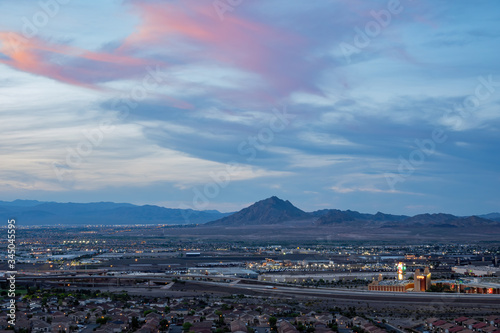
[15,273,500,306]
[190,280,500,305]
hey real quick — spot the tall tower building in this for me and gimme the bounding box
[413,267,431,292]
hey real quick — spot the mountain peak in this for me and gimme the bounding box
[206,196,310,226]
[260,196,288,205]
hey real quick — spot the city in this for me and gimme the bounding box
[1,0,500,332]
[1,223,500,332]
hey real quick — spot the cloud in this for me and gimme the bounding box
[119,0,323,102]
[330,186,420,195]
[0,66,290,193]
[1,1,500,214]
[0,32,151,88]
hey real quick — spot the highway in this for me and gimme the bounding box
[14,272,500,305]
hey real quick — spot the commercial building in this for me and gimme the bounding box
[452,265,499,277]
[368,279,412,292]
[414,267,432,292]
[368,267,432,292]
[434,277,500,294]
[259,272,392,283]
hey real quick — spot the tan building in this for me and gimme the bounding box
[369,267,431,292]
[414,267,432,292]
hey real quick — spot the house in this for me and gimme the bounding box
[231,320,248,333]
[473,323,488,331]
[258,314,271,326]
[455,318,470,325]
[279,321,299,333]
[464,320,478,330]
[313,321,328,329]
[16,317,31,331]
[184,315,201,324]
[205,312,220,322]
[363,323,386,333]
[432,320,448,330]
[336,315,351,327]
[315,314,333,324]
[51,321,71,332]
[69,311,87,324]
[297,315,315,325]
[171,308,189,316]
[191,322,213,333]
[31,319,51,333]
[449,326,464,333]
[225,313,240,322]
[138,317,159,333]
[198,307,213,316]
[353,316,369,328]
[440,323,456,333]
[427,318,440,328]
[486,317,500,326]
[483,326,498,333]
[239,314,255,325]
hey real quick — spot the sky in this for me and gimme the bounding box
[0,0,499,216]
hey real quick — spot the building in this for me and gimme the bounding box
[278,321,299,333]
[434,277,500,294]
[369,267,431,292]
[230,320,248,333]
[397,262,407,280]
[259,272,391,283]
[367,280,411,292]
[452,265,499,277]
[414,267,432,292]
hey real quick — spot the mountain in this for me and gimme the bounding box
[205,196,498,229]
[479,212,500,222]
[206,196,310,226]
[397,213,498,228]
[0,200,230,226]
[1,197,498,229]
[314,209,355,224]
[0,199,47,207]
[315,209,407,225]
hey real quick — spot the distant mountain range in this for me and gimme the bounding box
[313,209,407,225]
[206,196,500,228]
[480,212,500,222]
[1,197,499,228]
[0,200,231,225]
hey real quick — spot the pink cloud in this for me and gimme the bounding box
[120,0,316,102]
[0,32,192,109]
[0,32,150,87]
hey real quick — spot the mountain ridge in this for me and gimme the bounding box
[204,196,500,229]
[0,197,498,228]
[0,200,230,225]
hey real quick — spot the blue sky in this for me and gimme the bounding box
[0,0,499,215]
